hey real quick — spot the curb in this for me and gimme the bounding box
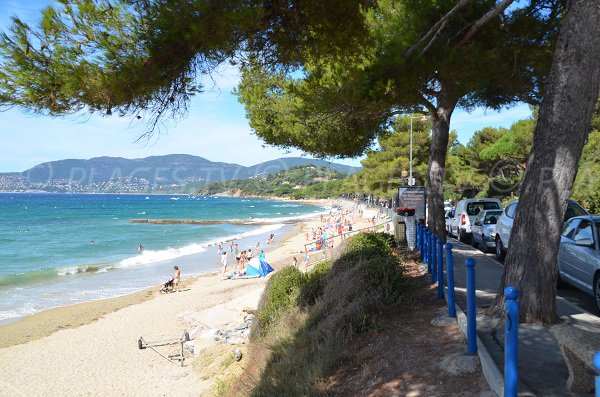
[453,301,504,397]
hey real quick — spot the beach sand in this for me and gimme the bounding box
[0,199,374,397]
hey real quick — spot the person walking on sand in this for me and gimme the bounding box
[173,266,181,292]
[220,250,228,279]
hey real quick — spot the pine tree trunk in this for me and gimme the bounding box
[490,0,600,323]
[427,101,454,237]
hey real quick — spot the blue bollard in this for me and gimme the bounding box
[416,224,420,250]
[594,352,600,397]
[426,230,432,272]
[431,234,438,284]
[420,226,425,262]
[466,257,477,355]
[445,243,456,317]
[505,286,519,397]
[437,237,444,300]
[419,225,425,263]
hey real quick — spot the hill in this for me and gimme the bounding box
[198,165,352,199]
[0,155,360,193]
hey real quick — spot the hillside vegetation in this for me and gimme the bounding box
[221,232,408,396]
[197,165,351,199]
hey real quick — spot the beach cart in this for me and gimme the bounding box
[137,330,190,367]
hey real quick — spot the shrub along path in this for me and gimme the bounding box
[320,252,495,397]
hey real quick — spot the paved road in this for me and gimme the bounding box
[449,236,600,317]
[429,237,598,396]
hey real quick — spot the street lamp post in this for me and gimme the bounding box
[409,115,429,186]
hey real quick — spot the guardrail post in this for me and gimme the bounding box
[465,258,477,355]
[594,352,600,397]
[431,234,438,284]
[445,243,456,317]
[437,237,444,300]
[505,286,519,397]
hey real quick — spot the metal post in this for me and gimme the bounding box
[431,234,437,284]
[505,287,519,397]
[437,237,444,300]
[466,258,477,354]
[416,223,421,250]
[594,352,600,397]
[445,243,456,317]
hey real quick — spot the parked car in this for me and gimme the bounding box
[495,199,589,260]
[450,198,502,242]
[557,215,600,311]
[471,209,503,252]
[445,208,455,234]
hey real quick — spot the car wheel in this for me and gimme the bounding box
[495,236,506,260]
[472,235,478,248]
[594,273,600,313]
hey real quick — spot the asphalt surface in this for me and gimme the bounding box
[436,237,598,397]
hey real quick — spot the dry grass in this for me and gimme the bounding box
[223,233,410,397]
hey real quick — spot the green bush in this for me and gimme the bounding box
[298,261,332,307]
[256,266,304,334]
[360,254,406,305]
[344,232,395,254]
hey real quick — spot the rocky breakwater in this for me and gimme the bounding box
[129,219,294,225]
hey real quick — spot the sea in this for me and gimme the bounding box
[0,193,328,323]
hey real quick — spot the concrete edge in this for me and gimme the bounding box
[453,301,504,397]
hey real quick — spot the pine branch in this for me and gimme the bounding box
[456,0,515,47]
[405,0,471,57]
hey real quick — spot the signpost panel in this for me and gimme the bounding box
[397,186,427,223]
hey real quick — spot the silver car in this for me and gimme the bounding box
[471,209,503,252]
[444,208,455,234]
[557,215,600,311]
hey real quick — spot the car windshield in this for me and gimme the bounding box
[483,211,502,224]
[565,203,589,221]
[467,202,500,216]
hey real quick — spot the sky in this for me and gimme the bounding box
[0,1,533,173]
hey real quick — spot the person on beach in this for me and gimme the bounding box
[229,241,234,253]
[138,243,143,253]
[220,250,228,279]
[303,251,310,272]
[239,250,246,270]
[258,250,266,261]
[173,266,181,292]
[292,257,298,268]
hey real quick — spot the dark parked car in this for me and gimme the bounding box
[557,215,600,311]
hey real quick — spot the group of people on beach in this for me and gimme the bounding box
[217,236,272,279]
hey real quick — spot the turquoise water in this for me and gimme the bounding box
[0,193,326,321]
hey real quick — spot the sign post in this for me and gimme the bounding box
[397,186,427,250]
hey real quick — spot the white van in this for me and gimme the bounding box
[450,198,502,242]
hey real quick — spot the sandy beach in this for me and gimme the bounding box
[0,199,376,396]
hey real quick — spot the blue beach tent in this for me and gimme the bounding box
[246,257,274,278]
